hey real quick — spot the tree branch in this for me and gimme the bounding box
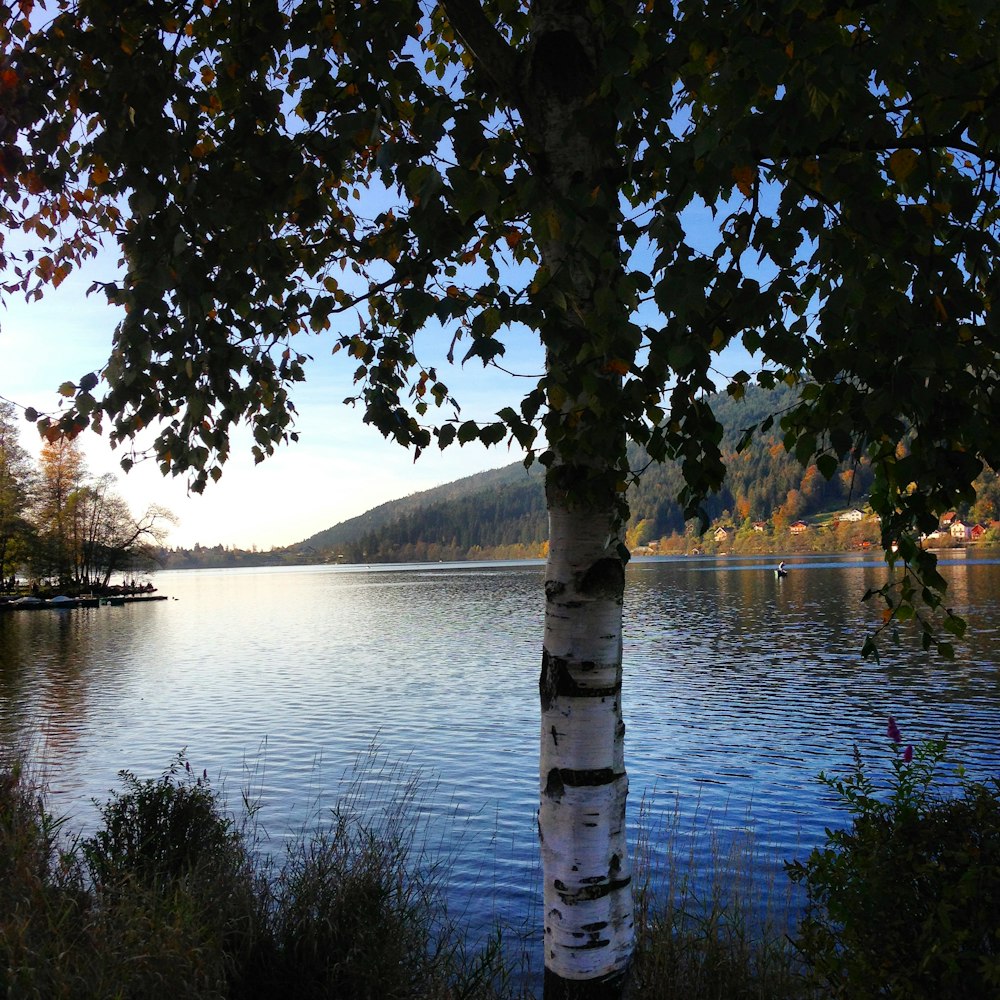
[440,0,520,103]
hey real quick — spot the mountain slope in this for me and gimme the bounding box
[294,383,878,560]
[295,461,544,556]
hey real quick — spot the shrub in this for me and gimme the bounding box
[787,721,1000,999]
[1,748,523,1000]
[81,752,242,888]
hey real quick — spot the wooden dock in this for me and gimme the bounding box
[0,594,169,612]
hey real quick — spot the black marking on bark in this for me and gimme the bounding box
[539,651,620,709]
[581,921,609,932]
[566,937,611,950]
[609,853,622,877]
[554,875,632,904]
[550,724,559,746]
[539,649,558,712]
[551,767,623,788]
[544,578,565,600]
[578,557,624,599]
[544,768,565,802]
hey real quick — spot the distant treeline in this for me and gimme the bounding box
[159,385,1000,568]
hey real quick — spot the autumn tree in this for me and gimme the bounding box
[4,2,1000,995]
[32,436,87,585]
[0,398,35,586]
[74,472,175,587]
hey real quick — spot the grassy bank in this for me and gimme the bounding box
[0,757,797,1000]
[4,743,997,999]
[1,750,804,1000]
[1,750,524,1000]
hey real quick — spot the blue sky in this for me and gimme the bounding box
[1,248,546,550]
[1,205,762,551]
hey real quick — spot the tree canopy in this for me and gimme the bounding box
[3,1,998,649]
[4,2,1000,991]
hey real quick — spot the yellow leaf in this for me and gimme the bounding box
[548,384,567,410]
[889,148,918,183]
[36,255,54,281]
[91,162,110,185]
[731,165,755,197]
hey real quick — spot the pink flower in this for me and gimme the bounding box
[887,716,901,743]
[903,745,914,763]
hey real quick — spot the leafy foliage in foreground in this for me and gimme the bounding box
[787,726,1000,999]
[4,2,1000,646]
[0,751,520,1000]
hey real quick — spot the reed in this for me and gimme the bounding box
[628,791,808,999]
[3,748,809,1000]
[0,747,523,1000]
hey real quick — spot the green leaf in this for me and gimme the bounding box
[480,422,507,446]
[816,454,838,480]
[436,423,456,449]
[457,421,479,445]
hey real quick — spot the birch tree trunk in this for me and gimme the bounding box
[540,470,632,999]
[516,4,636,989]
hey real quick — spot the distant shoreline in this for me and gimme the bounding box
[153,537,998,573]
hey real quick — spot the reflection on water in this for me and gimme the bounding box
[2,555,999,944]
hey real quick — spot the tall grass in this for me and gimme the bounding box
[3,749,809,1000]
[0,747,524,1000]
[628,792,808,999]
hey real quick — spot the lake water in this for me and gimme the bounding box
[2,553,999,956]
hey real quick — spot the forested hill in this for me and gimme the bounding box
[295,461,545,561]
[291,382,903,563]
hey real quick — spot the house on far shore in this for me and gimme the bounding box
[714,526,731,543]
[790,521,809,534]
[837,508,866,522]
[970,523,989,542]
[950,520,971,541]
[752,520,768,533]
[940,511,958,528]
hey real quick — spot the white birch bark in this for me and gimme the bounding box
[440,4,637,993]
[540,492,633,990]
